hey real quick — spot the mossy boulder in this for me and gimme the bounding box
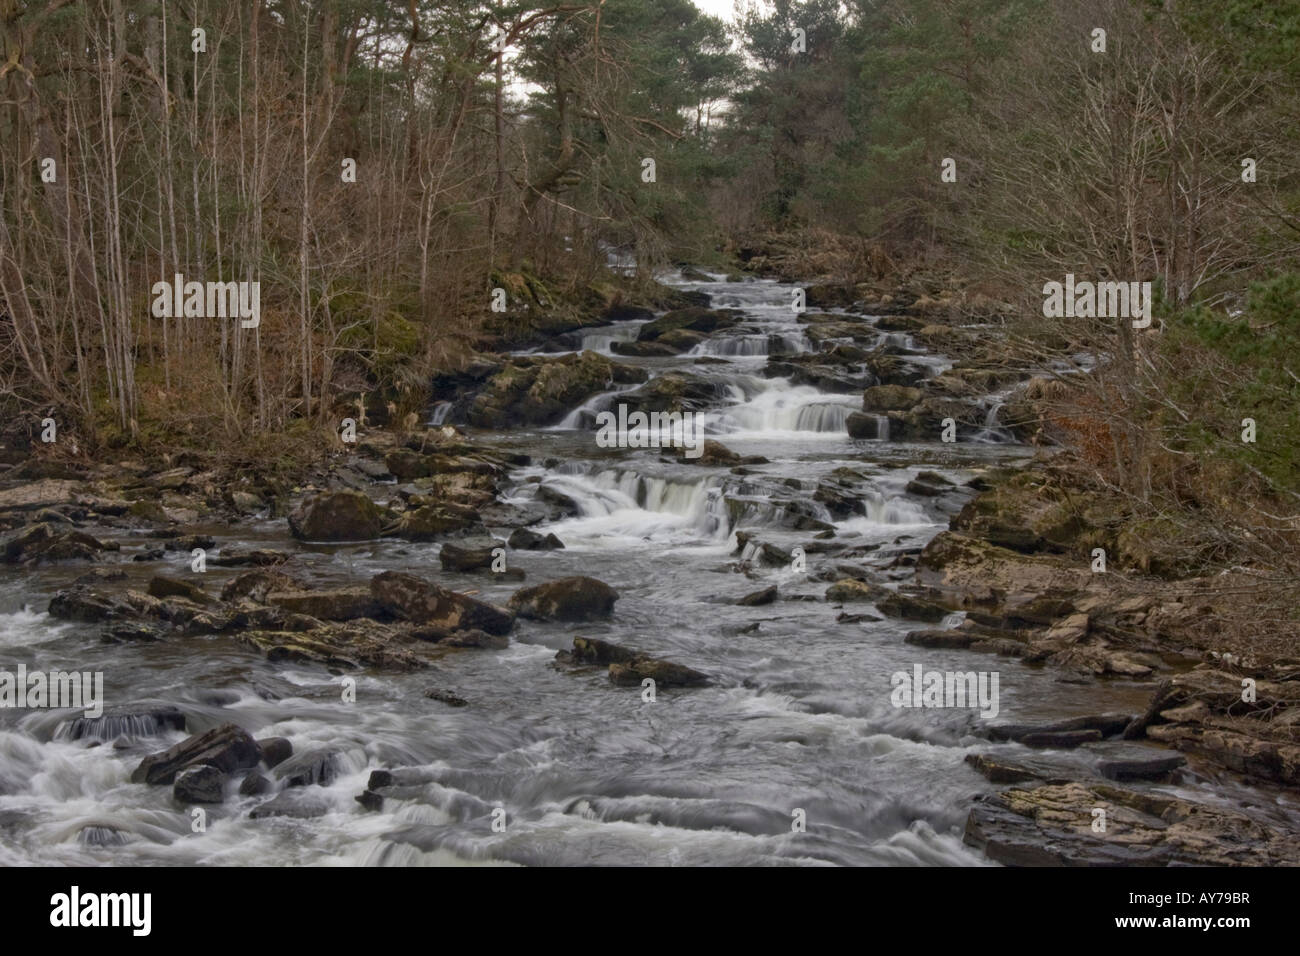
[637,307,741,341]
[289,490,386,541]
[467,351,647,428]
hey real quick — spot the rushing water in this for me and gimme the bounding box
[2,272,1292,866]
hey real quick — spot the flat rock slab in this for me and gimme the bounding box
[0,480,82,511]
[964,781,1300,866]
[985,713,1134,743]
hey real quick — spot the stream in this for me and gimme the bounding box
[1,273,1285,867]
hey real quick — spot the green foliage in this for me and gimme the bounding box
[1165,274,1300,495]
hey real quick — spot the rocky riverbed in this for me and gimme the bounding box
[1,271,1296,866]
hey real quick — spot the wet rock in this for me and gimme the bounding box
[986,713,1133,743]
[1097,754,1186,782]
[356,790,384,812]
[611,339,680,357]
[876,592,949,623]
[164,534,215,551]
[862,385,924,412]
[637,307,741,341]
[383,501,483,540]
[385,448,431,480]
[964,753,1072,785]
[371,571,514,635]
[289,489,385,541]
[208,548,291,567]
[133,548,165,561]
[825,579,891,603]
[1147,723,1300,787]
[275,748,343,788]
[147,575,211,605]
[132,723,261,785]
[738,585,778,606]
[566,637,638,666]
[507,576,618,622]
[905,628,976,649]
[734,533,794,568]
[74,567,128,585]
[2,523,107,564]
[256,737,293,770]
[467,351,647,428]
[174,765,225,804]
[100,621,167,644]
[266,588,383,621]
[439,539,504,572]
[845,412,887,440]
[1018,730,1103,749]
[239,772,273,796]
[964,781,1300,866]
[238,621,427,671]
[220,569,302,604]
[507,528,565,550]
[562,637,711,688]
[610,658,710,688]
[905,474,953,497]
[441,628,509,650]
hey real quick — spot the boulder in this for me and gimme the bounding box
[370,571,514,635]
[610,658,710,688]
[132,723,261,785]
[2,523,107,564]
[208,548,291,567]
[738,585,778,606]
[220,569,302,604]
[275,748,343,788]
[439,539,504,572]
[266,588,383,621]
[507,576,618,622]
[147,575,211,605]
[256,737,293,770]
[507,528,565,550]
[174,765,225,804]
[289,490,385,541]
[239,772,273,796]
[383,502,482,540]
[862,385,923,412]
